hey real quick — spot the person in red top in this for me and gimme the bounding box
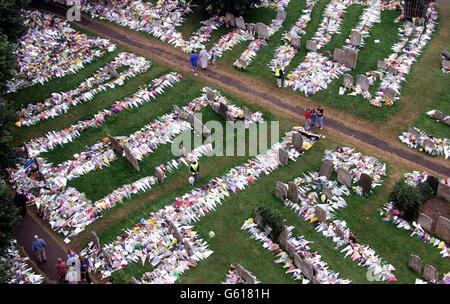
[305,109,312,131]
[55,258,67,282]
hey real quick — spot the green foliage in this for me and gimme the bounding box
[425,175,440,195]
[0,178,20,255]
[389,181,423,221]
[0,0,30,43]
[194,0,259,16]
[0,99,23,171]
[416,181,434,203]
[256,205,285,242]
[0,34,17,93]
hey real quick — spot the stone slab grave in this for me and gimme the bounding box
[430,110,444,121]
[211,102,220,114]
[226,111,235,121]
[166,218,183,242]
[335,225,346,239]
[107,133,123,156]
[183,239,194,256]
[247,23,256,34]
[91,231,101,253]
[278,228,290,248]
[226,13,235,27]
[384,87,396,100]
[255,208,263,226]
[322,50,332,60]
[155,166,165,182]
[190,115,210,138]
[278,148,289,166]
[202,126,211,139]
[344,48,358,69]
[219,102,228,119]
[359,173,372,196]
[288,181,299,203]
[408,126,422,138]
[435,216,450,243]
[256,22,268,38]
[423,264,439,282]
[350,29,362,47]
[306,40,317,52]
[243,106,252,121]
[443,60,450,70]
[343,74,353,87]
[205,88,217,101]
[408,254,422,274]
[293,253,303,269]
[322,185,333,201]
[106,64,119,78]
[319,159,334,179]
[417,212,433,232]
[300,259,316,281]
[333,48,345,64]
[235,16,246,30]
[369,70,382,79]
[337,167,352,188]
[123,144,139,172]
[314,204,328,222]
[422,138,435,151]
[34,157,47,182]
[102,248,112,266]
[356,74,369,91]
[437,182,450,203]
[285,242,296,256]
[236,264,257,284]
[276,8,287,22]
[377,60,387,70]
[275,181,288,201]
[292,132,303,152]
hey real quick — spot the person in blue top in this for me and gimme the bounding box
[190,50,198,76]
[31,235,47,263]
[79,256,92,284]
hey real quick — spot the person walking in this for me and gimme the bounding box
[66,250,81,282]
[210,50,216,67]
[190,50,199,76]
[80,256,92,284]
[65,262,78,284]
[31,235,46,263]
[55,258,67,282]
[13,191,27,218]
[305,109,311,131]
[199,46,208,70]
[189,160,200,184]
[310,109,317,129]
[317,105,324,130]
[274,64,284,88]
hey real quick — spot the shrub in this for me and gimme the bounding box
[256,205,284,242]
[389,181,423,221]
[425,175,440,195]
[416,182,434,202]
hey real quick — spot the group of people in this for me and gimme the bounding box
[304,106,325,130]
[190,47,216,76]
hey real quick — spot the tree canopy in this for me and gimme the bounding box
[195,0,260,16]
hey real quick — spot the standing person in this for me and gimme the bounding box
[66,250,81,282]
[179,144,186,158]
[310,109,317,129]
[65,262,78,284]
[304,109,311,131]
[55,258,67,282]
[13,191,27,218]
[190,50,198,76]
[210,50,216,67]
[317,105,324,130]
[189,160,200,184]
[79,256,92,284]
[31,235,46,263]
[274,64,284,88]
[199,46,208,70]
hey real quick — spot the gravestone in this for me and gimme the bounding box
[235,16,246,30]
[183,239,194,256]
[237,264,257,284]
[106,64,119,78]
[423,264,439,282]
[275,181,288,201]
[102,249,112,266]
[167,219,183,242]
[226,13,235,27]
[285,242,296,256]
[314,204,327,222]
[91,231,101,254]
[350,29,362,47]
[130,277,140,284]
[243,106,252,121]
[322,186,333,201]
[123,144,139,172]
[278,148,289,166]
[370,70,382,79]
[202,126,211,139]
[306,40,317,52]
[343,74,353,87]
[276,8,287,22]
[422,138,435,151]
[322,50,332,60]
[219,103,228,119]
[335,225,346,239]
[288,181,298,203]
[435,216,450,243]
[319,159,334,179]
[408,254,422,274]
[301,259,315,281]
[278,228,290,247]
[384,87,396,100]
[255,208,263,226]
[289,27,299,40]
[356,75,369,91]
[333,48,345,64]
[359,173,372,196]
[377,60,387,70]
[34,157,47,182]
[430,110,444,121]
[337,167,352,188]
[205,88,216,100]
[107,134,123,156]
[417,212,433,232]
[389,66,398,75]
[173,104,181,116]
[312,276,322,284]
[292,132,303,152]
[442,60,450,70]
[293,253,303,269]
[343,48,358,69]
[408,126,422,138]
[437,183,450,203]
[247,23,256,34]
[155,167,165,182]
[226,112,235,122]
[256,23,268,38]
[211,102,220,113]
[292,37,301,48]
[190,116,204,136]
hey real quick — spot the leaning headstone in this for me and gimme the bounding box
[314,204,328,222]
[437,182,450,203]
[291,37,301,48]
[243,106,252,121]
[278,228,290,247]
[435,216,450,243]
[237,264,257,284]
[167,219,183,242]
[350,29,362,47]
[255,208,263,226]
[276,8,287,22]
[91,231,101,253]
[319,159,334,179]
[256,22,268,38]
[422,138,435,152]
[408,126,422,138]
[102,249,112,266]
[417,213,433,232]
[293,253,303,269]
[34,157,47,182]
[423,264,439,282]
[275,181,288,201]
[306,40,317,52]
[107,134,123,156]
[377,60,387,70]
[205,88,216,100]
[335,225,346,239]
[219,102,228,119]
[130,277,140,284]
[384,87,396,100]
[191,116,204,136]
[211,102,220,113]
[301,259,315,280]
[226,112,235,122]
[292,132,303,152]
[322,186,333,201]
[343,48,358,69]
[247,23,256,34]
[288,181,298,203]
[322,50,332,59]
[155,167,165,182]
[356,74,369,91]
[337,167,352,188]
[359,173,372,196]
[333,48,345,64]
[106,64,119,78]
[278,148,289,166]
[343,74,353,87]
[123,144,139,172]
[226,12,235,27]
[183,239,194,256]
[408,254,423,274]
[235,16,246,30]
[202,126,211,139]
